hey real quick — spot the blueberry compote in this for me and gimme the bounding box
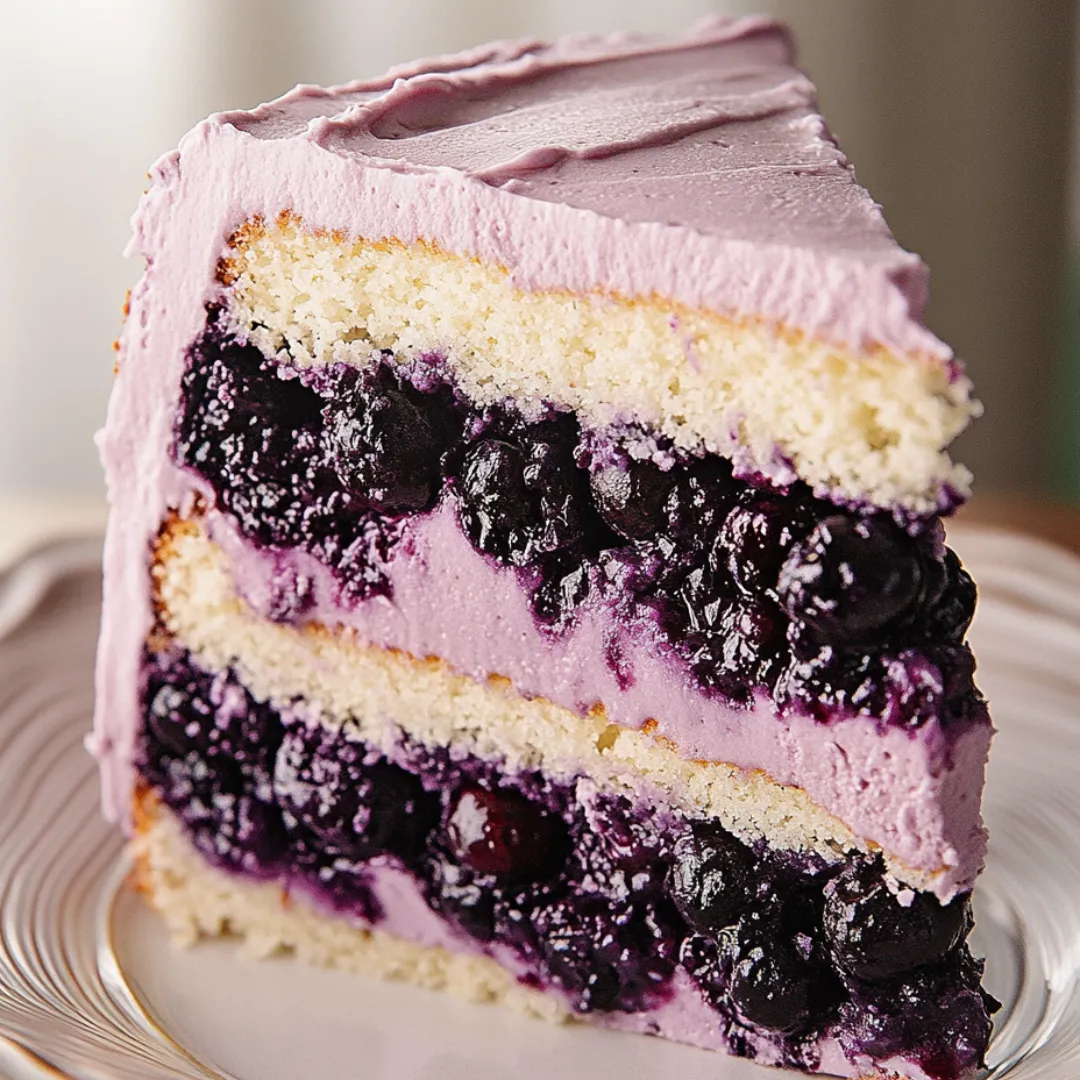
[138,647,995,1077]
[176,316,983,729]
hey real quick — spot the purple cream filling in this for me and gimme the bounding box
[206,500,988,901]
[279,865,934,1078]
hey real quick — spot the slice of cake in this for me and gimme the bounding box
[93,16,996,1078]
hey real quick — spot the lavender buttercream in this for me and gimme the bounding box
[202,501,988,902]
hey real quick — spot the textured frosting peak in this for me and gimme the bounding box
[226,16,912,276]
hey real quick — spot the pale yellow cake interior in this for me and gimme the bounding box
[222,214,977,516]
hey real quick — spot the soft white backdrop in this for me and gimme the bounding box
[0,1,1074,498]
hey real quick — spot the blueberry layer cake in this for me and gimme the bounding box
[94,17,996,1079]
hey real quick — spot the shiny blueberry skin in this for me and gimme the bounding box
[823,862,972,982]
[720,492,816,600]
[138,651,286,873]
[447,786,569,881]
[668,823,756,934]
[836,950,996,1080]
[275,725,438,861]
[778,516,924,645]
[922,549,978,642]
[591,458,676,541]
[458,439,534,560]
[326,371,446,515]
[729,938,815,1033]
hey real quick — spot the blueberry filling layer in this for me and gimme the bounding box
[175,316,983,729]
[138,647,996,1078]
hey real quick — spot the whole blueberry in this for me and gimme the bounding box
[823,862,972,982]
[668,823,756,933]
[720,493,815,599]
[520,421,591,555]
[591,458,676,541]
[778,515,923,645]
[146,682,207,758]
[922,549,977,643]
[663,459,740,543]
[176,336,326,548]
[424,856,496,942]
[275,727,438,860]
[327,373,444,515]
[447,786,569,881]
[458,439,534,560]
[729,936,815,1034]
[364,760,441,859]
[836,950,995,1078]
[531,899,623,1012]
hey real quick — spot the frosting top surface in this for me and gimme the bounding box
[226,17,914,267]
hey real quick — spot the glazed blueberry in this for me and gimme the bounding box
[680,597,787,702]
[362,760,441,858]
[139,654,287,873]
[532,555,591,629]
[679,933,731,1009]
[720,492,815,599]
[823,862,972,982]
[664,459,740,544]
[531,897,680,1014]
[836,951,995,1080]
[327,371,445,514]
[532,899,623,1011]
[275,727,438,860]
[729,937,815,1034]
[720,599,788,681]
[425,856,497,941]
[189,787,288,873]
[458,439,534,561]
[142,658,283,791]
[521,418,591,555]
[775,637,974,728]
[922,549,977,642]
[176,341,328,549]
[668,823,755,933]
[145,682,206,758]
[591,458,676,541]
[672,563,736,636]
[447,786,569,881]
[779,516,923,645]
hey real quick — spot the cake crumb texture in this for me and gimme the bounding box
[223,215,977,515]
[151,513,952,895]
[133,791,569,1022]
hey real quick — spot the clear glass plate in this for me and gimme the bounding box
[0,526,1077,1079]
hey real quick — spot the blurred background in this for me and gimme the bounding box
[0,0,1077,511]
